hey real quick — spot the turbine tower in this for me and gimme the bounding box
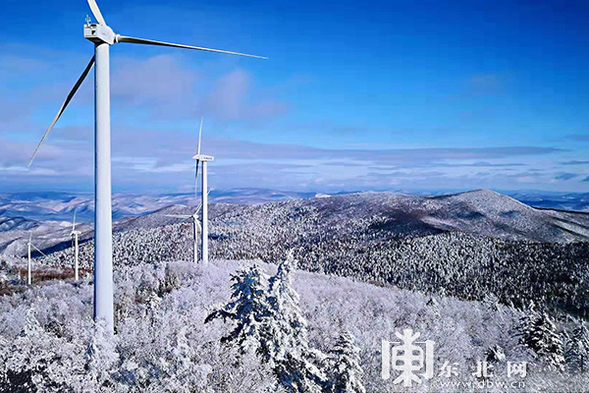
[27,234,46,285]
[193,118,214,264]
[28,0,265,334]
[69,211,82,281]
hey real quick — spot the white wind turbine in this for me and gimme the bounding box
[164,195,208,264]
[193,118,214,264]
[69,211,82,281]
[27,0,265,334]
[27,234,46,285]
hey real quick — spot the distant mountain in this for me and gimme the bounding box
[505,190,589,212]
[3,189,589,258]
[0,188,315,222]
[2,188,589,224]
[0,216,38,233]
[120,189,589,243]
[425,189,589,242]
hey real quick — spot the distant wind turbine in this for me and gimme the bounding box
[27,234,46,285]
[27,0,265,334]
[193,118,214,264]
[165,194,208,264]
[69,211,82,281]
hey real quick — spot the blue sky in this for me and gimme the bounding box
[1,0,588,194]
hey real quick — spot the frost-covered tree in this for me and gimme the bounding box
[1,309,49,392]
[205,264,272,358]
[328,332,365,393]
[267,252,326,393]
[268,251,307,345]
[207,256,326,393]
[517,306,565,371]
[1,308,88,392]
[565,321,589,372]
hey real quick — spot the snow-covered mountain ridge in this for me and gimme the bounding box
[4,189,588,318]
[130,189,589,243]
[4,188,589,258]
[2,188,589,225]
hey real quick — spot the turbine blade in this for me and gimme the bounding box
[116,35,267,59]
[72,210,77,231]
[197,117,203,156]
[195,190,211,214]
[31,244,47,257]
[87,0,107,25]
[28,56,96,167]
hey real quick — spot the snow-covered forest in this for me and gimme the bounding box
[1,258,589,392]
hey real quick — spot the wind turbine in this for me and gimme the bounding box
[69,211,82,281]
[27,0,265,334]
[27,234,46,285]
[193,118,214,264]
[164,196,207,264]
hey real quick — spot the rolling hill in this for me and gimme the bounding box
[5,189,588,317]
[120,189,589,243]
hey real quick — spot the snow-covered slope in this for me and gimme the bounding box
[119,190,589,243]
[3,189,589,247]
[424,189,589,242]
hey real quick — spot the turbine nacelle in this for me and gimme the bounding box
[84,23,116,45]
[193,154,215,162]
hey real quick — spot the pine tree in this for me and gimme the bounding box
[565,321,589,372]
[329,332,365,393]
[267,251,326,393]
[205,264,272,358]
[268,251,307,348]
[517,307,565,372]
[207,256,327,393]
